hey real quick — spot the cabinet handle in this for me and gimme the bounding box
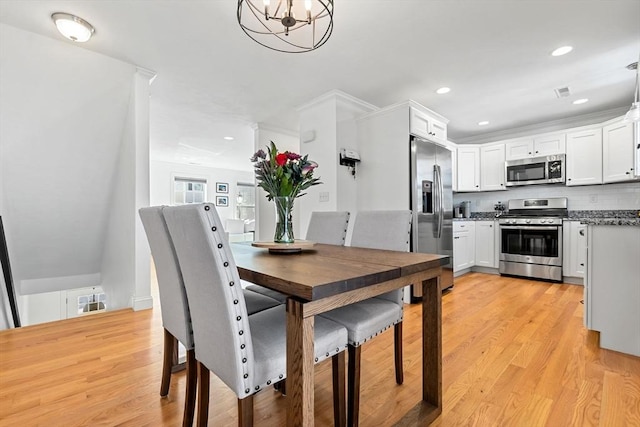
[626,172,630,175]
[528,152,532,155]
[475,185,479,188]
[568,178,572,181]
[579,230,584,236]
[535,150,539,153]
[489,225,492,227]
[580,263,584,266]
[454,236,459,239]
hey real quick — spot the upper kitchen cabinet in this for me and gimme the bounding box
[410,106,448,143]
[456,145,480,192]
[480,143,506,191]
[566,128,603,186]
[505,133,566,160]
[602,119,638,183]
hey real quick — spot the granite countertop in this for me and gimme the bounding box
[568,210,640,226]
[452,210,640,226]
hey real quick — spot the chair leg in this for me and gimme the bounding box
[237,395,254,427]
[196,362,210,427]
[183,349,197,427]
[347,345,361,427]
[161,328,176,397]
[332,353,346,427]
[394,321,404,385]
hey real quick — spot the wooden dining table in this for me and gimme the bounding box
[232,243,448,426]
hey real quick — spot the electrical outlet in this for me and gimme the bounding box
[319,192,329,202]
[589,194,598,203]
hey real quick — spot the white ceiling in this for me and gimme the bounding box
[1,0,639,171]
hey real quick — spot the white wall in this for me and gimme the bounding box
[454,181,640,213]
[297,91,377,238]
[356,104,411,212]
[150,159,254,225]
[0,24,150,322]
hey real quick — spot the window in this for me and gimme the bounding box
[236,182,255,221]
[174,178,207,205]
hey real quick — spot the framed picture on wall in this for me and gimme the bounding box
[216,196,229,207]
[216,182,229,193]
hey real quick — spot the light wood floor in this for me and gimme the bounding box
[1,272,638,426]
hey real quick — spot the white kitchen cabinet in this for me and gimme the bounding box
[505,133,566,160]
[453,221,475,272]
[603,120,637,183]
[562,221,586,279]
[585,225,640,356]
[474,220,495,267]
[410,107,447,143]
[456,146,480,192]
[480,144,506,191]
[566,128,603,186]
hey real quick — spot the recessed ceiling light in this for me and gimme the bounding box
[436,87,451,94]
[572,98,589,105]
[478,121,490,126]
[551,46,573,57]
[223,136,234,141]
[51,12,95,42]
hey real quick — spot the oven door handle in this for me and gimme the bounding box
[500,225,560,231]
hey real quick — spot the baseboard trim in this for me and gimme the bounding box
[131,295,153,311]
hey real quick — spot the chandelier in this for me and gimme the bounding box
[237,0,334,53]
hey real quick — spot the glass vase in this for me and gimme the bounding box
[273,196,295,243]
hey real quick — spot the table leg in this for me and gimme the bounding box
[422,275,442,410]
[393,274,443,426]
[286,298,315,427]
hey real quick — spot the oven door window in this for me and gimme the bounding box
[501,227,559,257]
[506,162,546,182]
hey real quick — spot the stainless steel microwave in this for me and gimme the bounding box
[505,154,565,186]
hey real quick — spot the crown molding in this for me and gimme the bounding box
[296,89,379,114]
[136,66,157,84]
[251,122,299,137]
[453,106,629,144]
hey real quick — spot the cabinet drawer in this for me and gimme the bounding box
[453,221,475,233]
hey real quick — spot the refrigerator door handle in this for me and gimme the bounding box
[434,164,443,238]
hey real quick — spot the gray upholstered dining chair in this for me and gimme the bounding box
[320,210,412,426]
[139,206,281,427]
[245,210,351,304]
[305,211,350,245]
[162,203,349,426]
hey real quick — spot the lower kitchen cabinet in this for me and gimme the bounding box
[562,220,587,280]
[585,225,640,356]
[453,221,475,272]
[474,220,496,267]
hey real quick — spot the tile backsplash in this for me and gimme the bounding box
[453,182,640,213]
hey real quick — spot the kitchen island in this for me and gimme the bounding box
[583,223,640,357]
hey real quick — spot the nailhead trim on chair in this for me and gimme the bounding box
[203,204,252,394]
[350,317,404,347]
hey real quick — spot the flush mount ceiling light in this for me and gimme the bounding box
[551,46,573,56]
[624,61,640,123]
[572,98,589,105]
[237,0,333,53]
[51,12,95,42]
[223,136,235,141]
[478,121,489,126]
[436,87,451,94]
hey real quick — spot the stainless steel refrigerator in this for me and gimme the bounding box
[410,136,454,299]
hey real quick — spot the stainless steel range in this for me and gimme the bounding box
[498,197,568,282]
